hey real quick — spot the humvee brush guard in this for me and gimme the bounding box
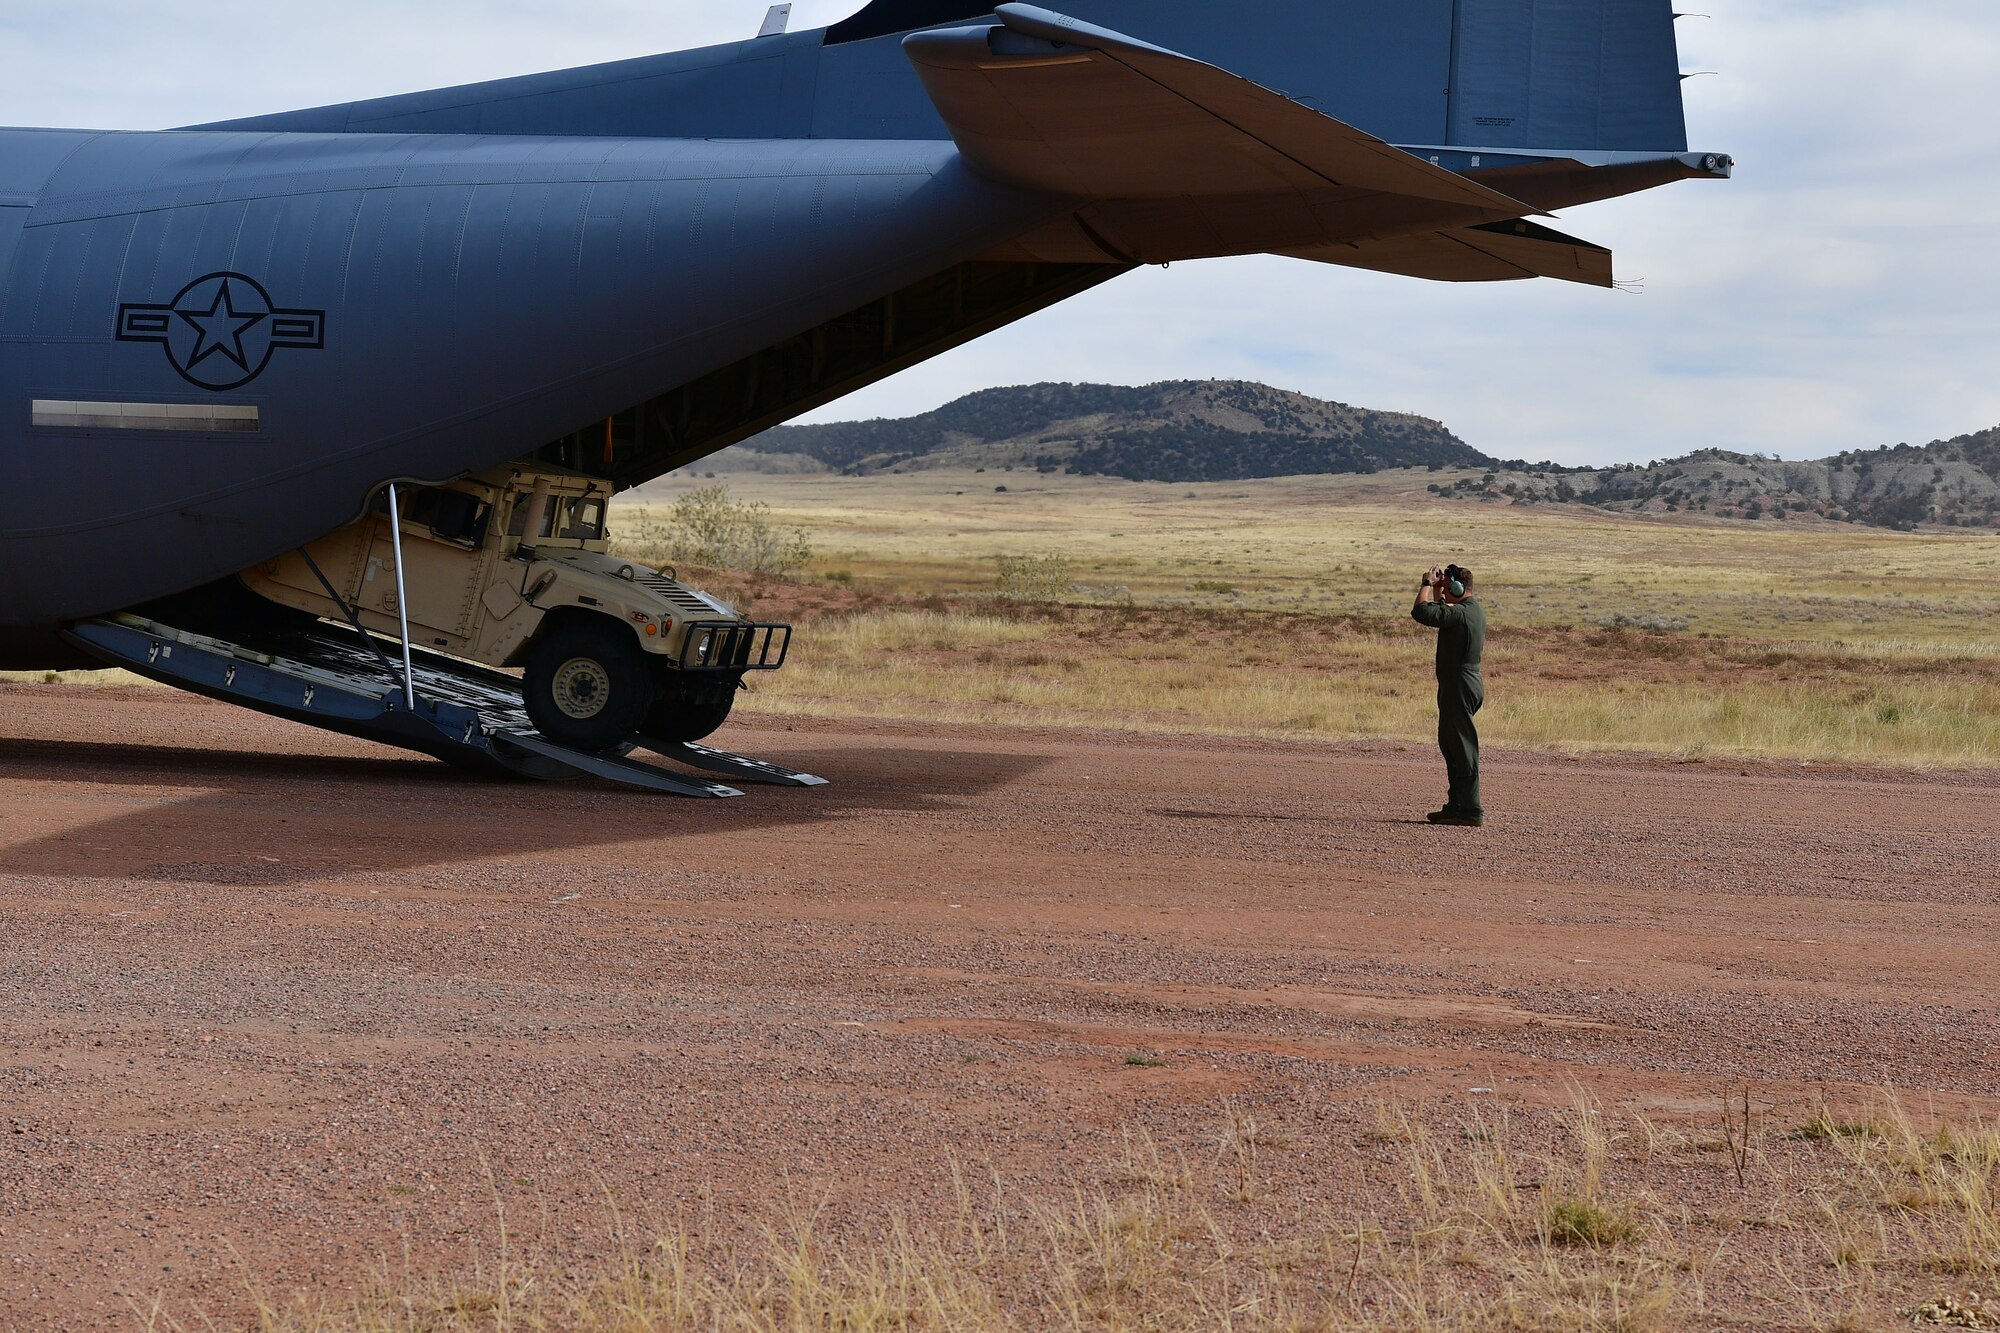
[242,467,790,752]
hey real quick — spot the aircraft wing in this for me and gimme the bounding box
[904,3,1545,262]
[1287,219,1616,289]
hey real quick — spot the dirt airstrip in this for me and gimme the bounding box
[1,683,1996,1327]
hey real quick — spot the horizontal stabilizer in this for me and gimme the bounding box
[1287,219,1615,288]
[905,3,1538,262]
[1470,152,1735,214]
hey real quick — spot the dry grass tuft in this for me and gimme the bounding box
[127,1091,2000,1331]
[1541,1197,1642,1250]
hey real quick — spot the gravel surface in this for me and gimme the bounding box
[0,684,1995,1327]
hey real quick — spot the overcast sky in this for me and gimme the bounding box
[5,0,1995,465]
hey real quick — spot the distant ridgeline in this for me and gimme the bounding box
[1440,427,2000,530]
[719,380,1491,482]
[715,380,2000,531]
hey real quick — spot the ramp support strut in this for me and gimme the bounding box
[385,482,416,710]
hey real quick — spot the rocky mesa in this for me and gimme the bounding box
[714,380,1489,482]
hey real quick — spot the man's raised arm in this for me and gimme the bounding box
[1413,567,1453,626]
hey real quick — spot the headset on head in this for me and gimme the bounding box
[1444,564,1467,598]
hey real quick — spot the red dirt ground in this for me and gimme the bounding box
[0,683,1995,1327]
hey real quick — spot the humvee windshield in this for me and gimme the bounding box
[559,498,605,541]
[505,493,605,542]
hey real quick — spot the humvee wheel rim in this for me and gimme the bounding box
[550,657,612,720]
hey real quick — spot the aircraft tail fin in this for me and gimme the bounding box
[1446,0,1689,154]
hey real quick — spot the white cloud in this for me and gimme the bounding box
[5,0,1995,463]
[1,2,857,129]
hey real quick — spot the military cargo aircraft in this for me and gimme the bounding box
[0,0,1728,793]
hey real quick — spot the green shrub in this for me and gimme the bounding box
[664,484,812,576]
[993,553,1072,602]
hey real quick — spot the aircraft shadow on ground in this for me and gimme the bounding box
[0,737,1050,884]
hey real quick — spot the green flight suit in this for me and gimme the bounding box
[1411,595,1486,814]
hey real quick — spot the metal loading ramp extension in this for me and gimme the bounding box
[61,614,828,797]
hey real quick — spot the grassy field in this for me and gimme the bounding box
[200,1094,2000,1331]
[614,469,2000,767]
[626,469,2000,645]
[13,469,1993,766]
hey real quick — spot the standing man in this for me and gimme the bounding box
[1411,563,1486,826]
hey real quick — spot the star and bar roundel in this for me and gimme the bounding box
[117,273,325,392]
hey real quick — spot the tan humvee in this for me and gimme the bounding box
[242,465,789,750]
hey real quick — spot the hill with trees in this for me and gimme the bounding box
[1435,427,2000,530]
[717,380,1491,482]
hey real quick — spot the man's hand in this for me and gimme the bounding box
[1415,567,1441,611]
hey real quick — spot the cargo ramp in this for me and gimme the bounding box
[61,614,826,797]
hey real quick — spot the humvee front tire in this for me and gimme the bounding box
[644,673,740,744]
[524,620,656,752]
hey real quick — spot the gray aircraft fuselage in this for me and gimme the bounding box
[0,130,1052,627]
[0,0,1726,663]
